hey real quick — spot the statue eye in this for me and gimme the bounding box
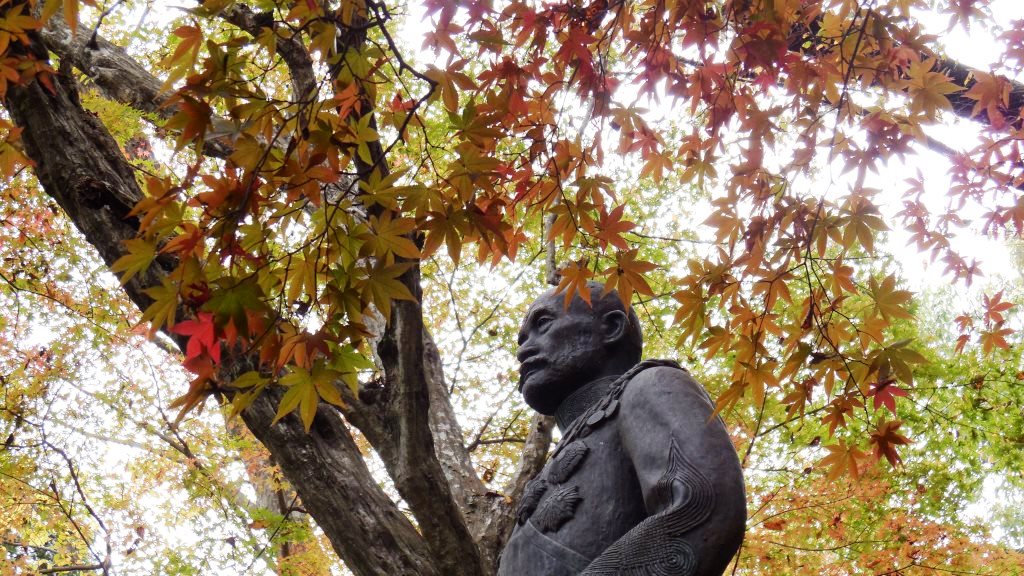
[536,316,553,330]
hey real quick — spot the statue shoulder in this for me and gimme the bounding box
[618,363,715,422]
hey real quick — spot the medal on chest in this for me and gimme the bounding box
[516,439,589,532]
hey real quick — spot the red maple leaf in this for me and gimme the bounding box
[870,420,911,467]
[172,311,221,366]
[867,379,908,414]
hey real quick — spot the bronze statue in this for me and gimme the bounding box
[498,283,746,575]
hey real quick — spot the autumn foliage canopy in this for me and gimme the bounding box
[1,0,1024,574]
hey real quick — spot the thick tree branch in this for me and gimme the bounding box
[3,47,155,314]
[332,11,487,575]
[423,330,488,507]
[374,265,486,576]
[37,15,233,158]
[215,5,489,568]
[213,2,317,105]
[791,10,1024,128]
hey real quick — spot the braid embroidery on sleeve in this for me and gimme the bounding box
[581,436,715,575]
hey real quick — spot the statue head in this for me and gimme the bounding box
[516,282,642,414]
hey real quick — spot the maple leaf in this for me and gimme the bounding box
[424,64,476,113]
[593,204,635,251]
[867,339,928,386]
[713,382,747,417]
[640,150,673,182]
[946,0,986,31]
[140,279,180,333]
[273,367,320,432]
[982,290,1014,325]
[274,362,346,432]
[160,223,205,259]
[285,251,319,305]
[740,359,779,409]
[869,419,911,467]
[554,25,595,71]
[963,71,1010,127]
[421,208,467,264]
[673,285,707,345]
[360,262,417,319]
[954,333,971,354]
[841,194,888,254]
[555,259,594,309]
[867,379,908,414]
[329,344,376,395]
[360,167,413,211]
[159,24,203,87]
[868,275,914,322]
[60,0,86,36]
[206,280,267,340]
[697,325,729,361]
[129,176,182,236]
[980,327,1013,355]
[225,371,271,418]
[168,372,214,424]
[779,342,812,382]
[275,324,333,371]
[818,439,868,481]
[781,378,816,419]
[601,249,656,310]
[110,238,156,285]
[359,212,420,263]
[903,58,961,119]
[164,95,213,150]
[821,395,864,436]
[829,260,858,298]
[172,311,221,366]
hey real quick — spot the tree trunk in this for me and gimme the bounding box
[241,390,439,576]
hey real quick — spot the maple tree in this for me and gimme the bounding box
[1,0,1024,574]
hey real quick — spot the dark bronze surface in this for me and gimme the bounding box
[498,284,746,576]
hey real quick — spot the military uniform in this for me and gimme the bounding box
[498,361,746,576]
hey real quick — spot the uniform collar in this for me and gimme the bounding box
[554,375,618,433]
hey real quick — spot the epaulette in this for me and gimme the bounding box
[550,359,683,460]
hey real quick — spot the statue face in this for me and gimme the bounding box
[516,291,606,414]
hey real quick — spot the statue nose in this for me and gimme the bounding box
[516,343,538,364]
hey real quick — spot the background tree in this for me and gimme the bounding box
[1,0,1024,574]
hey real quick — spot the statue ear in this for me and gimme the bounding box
[600,310,628,345]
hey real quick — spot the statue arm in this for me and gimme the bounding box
[580,366,746,576]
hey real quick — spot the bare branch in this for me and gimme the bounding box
[467,437,526,451]
[39,563,105,574]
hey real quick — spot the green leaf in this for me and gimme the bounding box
[110,238,156,285]
[140,279,180,331]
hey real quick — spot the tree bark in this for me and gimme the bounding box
[374,267,488,576]
[3,43,154,314]
[38,15,234,159]
[473,412,554,570]
[241,390,439,576]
